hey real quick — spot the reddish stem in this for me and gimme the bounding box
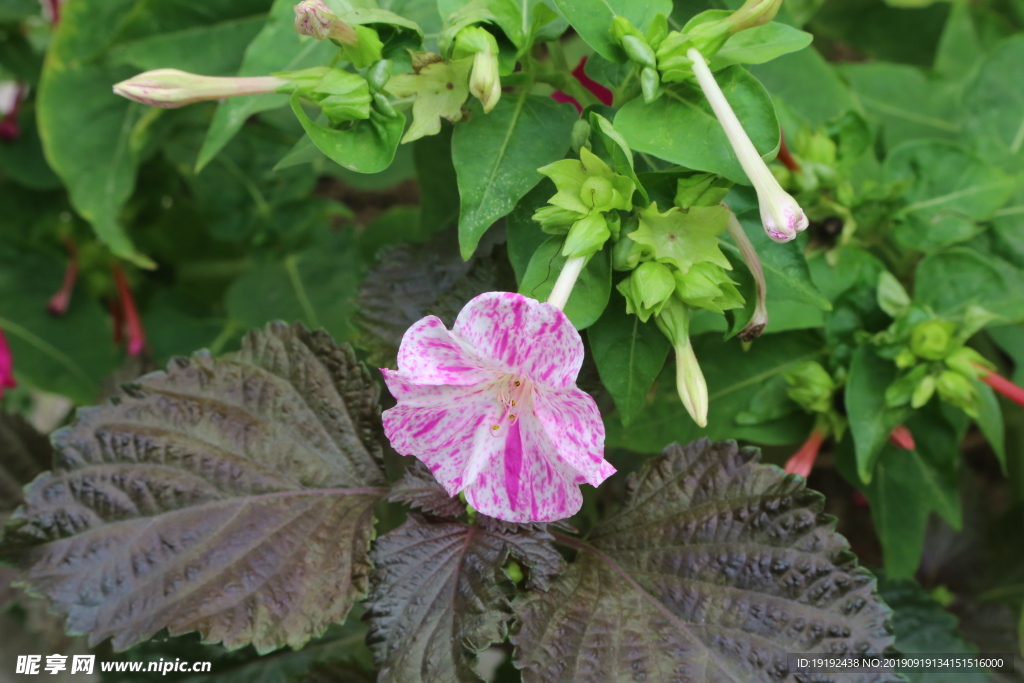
[48,0,61,25]
[571,56,613,106]
[551,90,582,114]
[888,424,915,451]
[48,237,79,316]
[785,429,825,479]
[777,132,801,172]
[112,264,146,356]
[0,327,16,397]
[978,367,1024,408]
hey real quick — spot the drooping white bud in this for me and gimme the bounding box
[687,48,808,243]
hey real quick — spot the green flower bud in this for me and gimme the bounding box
[367,60,392,92]
[532,205,581,234]
[725,0,783,33]
[885,364,928,408]
[622,35,657,69]
[894,347,917,369]
[797,129,837,166]
[452,27,502,113]
[564,213,611,259]
[618,261,676,322]
[785,361,837,414]
[640,66,662,103]
[910,319,956,361]
[936,370,979,417]
[673,262,745,314]
[911,373,936,409]
[504,561,524,584]
[612,234,644,271]
[675,173,732,208]
[610,16,645,44]
[571,119,592,154]
[646,14,669,48]
[655,298,708,427]
[580,176,616,210]
[945,346,994,378]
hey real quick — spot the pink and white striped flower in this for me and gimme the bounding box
[381,291,614,522]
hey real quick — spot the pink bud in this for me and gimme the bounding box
[112,265,146,357]
[0,327,17,398]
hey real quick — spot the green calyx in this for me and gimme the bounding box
[784,361,846,439]
[534,147,636,258]
[275,67,372,124]
[618,261,676,323]
[910,319,957,361]
[673,262,744,314]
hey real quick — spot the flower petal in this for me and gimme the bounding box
[381,372,503,495]
[464,413,584,522]
[396,315,494,386]
[452,292,583,390]
[533,387,613,486]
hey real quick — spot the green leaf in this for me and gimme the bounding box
[839,62,962,150]
[915,247,1024,321]
[550,0,672,62]
[877,577,985,683]
[414,123,461,234]
[38,57,148,265]
[290,94,406,174]
[615,66,780,185]
[518,238,611,330]
[963,35,1024,172]
[366,515,562,682]
[196,0,338,172]
[607,331,822,453]
[933,0,983,82]
[353,229,514,367]
[710,22,814,69]
[885,141,1018,251]
[748,47,858,127]
[453,94,578,259]
[1,323,388,653]
[862,434,960,580]
[512,439,897,682]
[0,248,118,403]
[226,234,363,344]
[588,288,670,425]
[846,346,910,483]
[109,14,266,76]
[0,101,62,191]
[971,377,1006,472]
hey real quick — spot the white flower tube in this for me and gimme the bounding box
[687,48,808,243]
[113,69,286,109]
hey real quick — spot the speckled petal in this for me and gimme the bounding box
[381,370,503,495]
[464,412,584,522]
[396,315,494,386]
[533,387,614,487]
[452,292,583,391]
